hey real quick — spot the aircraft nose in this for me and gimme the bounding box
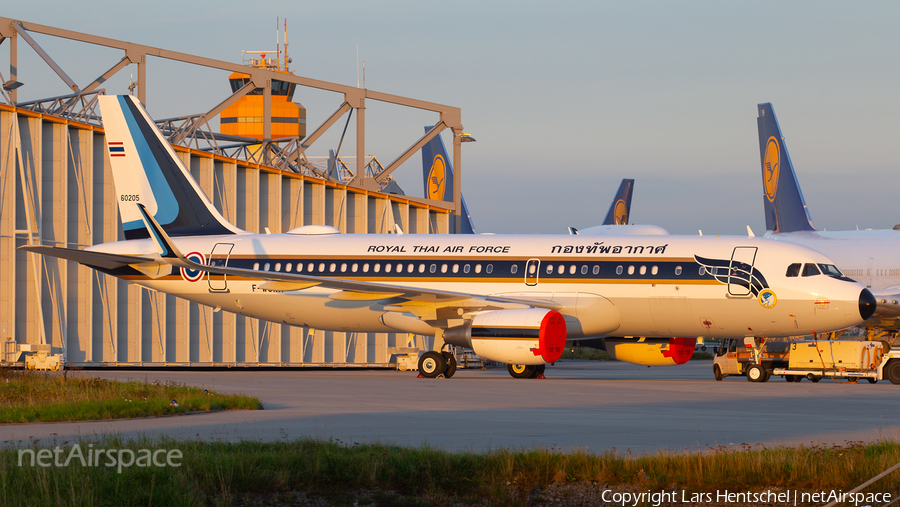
[859,288,876,320]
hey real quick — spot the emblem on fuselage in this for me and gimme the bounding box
[763,136,780,202]
[694,255,770,297]
[180,252,206,282]
[614,199,628,225]
[758,289,777,309]
[427,155,447,201]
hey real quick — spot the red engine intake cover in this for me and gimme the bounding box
[532,310,567,363]
[662,337,697,365]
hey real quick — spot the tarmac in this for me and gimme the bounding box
[4,360,899,454]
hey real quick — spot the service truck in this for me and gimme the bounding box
[712,337,900,384]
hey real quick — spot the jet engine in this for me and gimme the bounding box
[603,337,697,366]
[443,308,567,365]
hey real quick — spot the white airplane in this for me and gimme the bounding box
[20,96,875,379]
[757,103,900,330]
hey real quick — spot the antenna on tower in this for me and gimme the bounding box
[284,18,290,72]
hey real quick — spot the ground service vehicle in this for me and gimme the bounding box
[713,337,900,384]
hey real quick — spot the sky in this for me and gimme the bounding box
[3,1,900,235]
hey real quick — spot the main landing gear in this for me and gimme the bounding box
[418,350,457,379]
[507,364,546,379]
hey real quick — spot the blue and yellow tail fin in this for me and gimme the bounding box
[757,103,816,233]
[602,179,634,225]
[98,95,240,240]
[421,127,477,234]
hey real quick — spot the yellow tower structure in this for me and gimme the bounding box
[220,20,306,140]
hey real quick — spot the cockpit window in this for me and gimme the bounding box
[802,263,821,276]
[786,263,801,277]
[818,264,843,277]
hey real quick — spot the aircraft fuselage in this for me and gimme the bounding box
[90,231,870,339]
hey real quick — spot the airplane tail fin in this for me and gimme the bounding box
[421,127,477,234]
[757,103,815,232]
[602,179,634,225]
[97,95,240,240]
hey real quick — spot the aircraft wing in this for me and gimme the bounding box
[18,245,156,270]
[205,259,554,308]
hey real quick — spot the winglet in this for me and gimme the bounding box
[136,203,185,261]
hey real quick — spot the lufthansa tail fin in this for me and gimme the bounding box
[602,179,634,225]
[757,103,815,232]
[421,127,477,234]
[97,95,241,240]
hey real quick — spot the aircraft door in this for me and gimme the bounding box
[728,247,757,296]
[866,257,874,288]
[208,243,234,292]
[525,259,540,286]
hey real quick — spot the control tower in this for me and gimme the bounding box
[220,20,307,140]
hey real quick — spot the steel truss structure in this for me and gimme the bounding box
[0,17,461,367]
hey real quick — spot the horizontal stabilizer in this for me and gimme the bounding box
[18,245,155,270]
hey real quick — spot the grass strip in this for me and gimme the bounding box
[0,370,262,423]
[1,437,897,506]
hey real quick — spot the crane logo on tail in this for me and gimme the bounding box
[427,155,447,201]
[613,199,628,225]
[763,136,780,202]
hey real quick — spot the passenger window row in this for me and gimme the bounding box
[544,264,603,276]
[243,261,704,279]
[251,261,497,275]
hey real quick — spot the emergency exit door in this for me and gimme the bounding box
[208,243,233,292]
[728,247,757,296]
[525,259,540,286]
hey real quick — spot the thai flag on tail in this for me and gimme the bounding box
[108,142,125,157]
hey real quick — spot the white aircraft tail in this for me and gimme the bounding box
[97,95,241,240]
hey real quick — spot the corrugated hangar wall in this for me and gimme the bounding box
[0,104,449,367]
